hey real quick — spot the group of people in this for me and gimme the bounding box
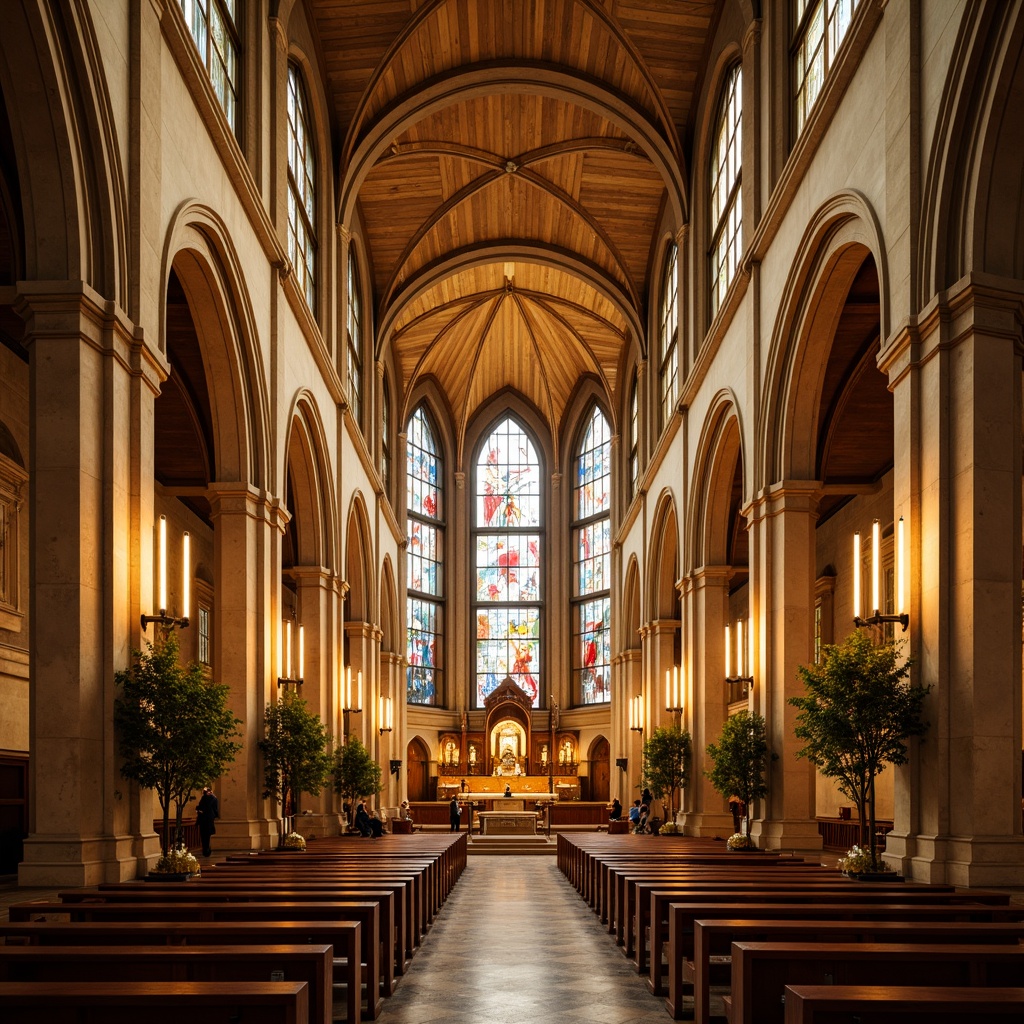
[353,799,414,838]
[608,788,653,834]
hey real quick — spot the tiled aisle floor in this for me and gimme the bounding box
[374,855,671,1024]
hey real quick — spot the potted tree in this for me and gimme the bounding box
[791,630,929,877]
[641,726,692,834]
[705,710,770,850]
[114,630,241,877]
[332,737,384,831]
[259,690,333,847]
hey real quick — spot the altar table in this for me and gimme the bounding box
[478,811,539,835]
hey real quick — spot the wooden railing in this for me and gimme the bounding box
[153,816,201,851]
[816,816,893,851]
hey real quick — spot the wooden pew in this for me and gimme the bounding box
[0,944,332,1024]
[782,984,1024,1023]
[0,980,309,1024]
[645,885,1010,995]
[0,918,363,1024]
[725,941,1024,1024]
[685,917,1024,1024]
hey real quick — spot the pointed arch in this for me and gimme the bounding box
[379,555,399,654]
[759,190,889,487]
[647,488,680,621]
[162,201,271,489]
[283,390,337,571]
[621,554,642,651]
[345,490,374,625]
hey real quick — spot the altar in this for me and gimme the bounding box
[478,810,539,835]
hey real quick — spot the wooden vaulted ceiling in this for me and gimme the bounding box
[311,0,719,459]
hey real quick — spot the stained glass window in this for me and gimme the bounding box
[346,250,362,425]
[710,65,742,318]
[474,417,542,707]
[406,407,442,705]
[573,407,611,704]
[629,374,639,494]
[179,0,240,134]
[287,65,316,311]
[659,245,679,427]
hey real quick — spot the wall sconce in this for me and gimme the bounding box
[141,515,191,631]
[665,666,684,716]
[389,759,402,776]
[378,695,393,735]
[615,757,628,772]
[277,619,304,688]
[853,517,908,631]
[342,667,362,740]
[629,694,644,733]
[725,619,753,684]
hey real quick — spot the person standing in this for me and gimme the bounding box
[196,786,219,857]
[449,794,461,831]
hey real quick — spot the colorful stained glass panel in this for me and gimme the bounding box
[475,533,541,602]
[476,420,541,527]
[474,607,540,707]
[576,597,611,704]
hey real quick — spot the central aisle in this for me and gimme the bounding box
[375,854,669,1023]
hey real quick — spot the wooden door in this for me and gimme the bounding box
[588,737,610,802]
[406,739,430,802]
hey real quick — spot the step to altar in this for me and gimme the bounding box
[467,835,556,855]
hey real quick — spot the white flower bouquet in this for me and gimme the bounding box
[281,831,307,850]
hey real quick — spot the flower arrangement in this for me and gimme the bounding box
[838,844,881,874]
[659,820,680,834]
[152,843,200,876]
[281,831,307,850]
[726,832,755,850]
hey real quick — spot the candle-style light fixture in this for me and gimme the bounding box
[665,665,684,717]
[724,619,754,684]
[378,695,393,735]
[342,666,363,740]
[629,694,644,733]
[142,515,191,631]
[277,617,304,687]
[853,517,909,631]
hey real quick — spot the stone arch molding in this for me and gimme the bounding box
[161,201,271,490]
[646,487,680,623]
[0,0,129,305]
[379,555,399,655]
[920,1,1024,298]
[759,189,889,488]
[688,390,745,571]
[283,390,338,573]
[345,490,376,626]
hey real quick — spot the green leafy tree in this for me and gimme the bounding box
[114,630,241,855]
[705,710,770,841]
[641,726,692,821]
[259,691,333,821]
[332,737,384,824]
[791,630,929,868]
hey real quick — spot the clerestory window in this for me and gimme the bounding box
[710,64,742,318]
[793,0,860,136]
[179,0,241,134]
[659,245,679,427]
[287,64,316,311]
[346,251,363,425]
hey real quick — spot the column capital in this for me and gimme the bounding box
[207,483,286,529]
[689,565,733,588]
[747,480,820,522]
[640,618,680,638]
[289,565,334,588]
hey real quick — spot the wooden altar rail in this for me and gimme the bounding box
[816,817,893,851]
[153,816,201,851]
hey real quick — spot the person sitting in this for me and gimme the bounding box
[399,800,413,821]
[628,799,642,827]
[635,803,650,834]
[609,798,622,821]
[354,800,382,837]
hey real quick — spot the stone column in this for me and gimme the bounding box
[17,283,161,886]
[379,650,403,805]
[208,483,282,851]
[747,481,823,852]
[881,277,1024,885]
[345,619,379,751]
[638,618,679,813]
[612,648,641,803]
[680,568,734,837]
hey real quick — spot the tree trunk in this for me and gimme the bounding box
[159,795,171,857]
[867,773,878,868]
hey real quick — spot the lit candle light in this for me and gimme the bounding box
[736,620,745,679]
[285,621,292,679]
[158,515,167,613]
[896,515,905,614]
[853,531,861,620]
[182,531,190,620]
[725,623,732,679]
[871,519,880,614]
[297,625,304,681]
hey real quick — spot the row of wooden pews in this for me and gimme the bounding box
[557,833,1024,1022]
[0,832,467,1023]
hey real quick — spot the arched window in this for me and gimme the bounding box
[179,0,240,134]
[287,64,316,310]
[794,0,860,135]
[629,374,639,494]
[473,416,542,708]
[710,64,742,318]
[406,407,443,705]
[572,407,611,705]
[381,377,391,496]
[659,245,679,426]
[346,250,362,425]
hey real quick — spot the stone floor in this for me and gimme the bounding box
[374,855,670,1024]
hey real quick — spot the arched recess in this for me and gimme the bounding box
[921,1,1024,298]
[344,491,375,626]
[647,489,680,621]
[621,555,642,650]
[0,0,128,303]
[587,735,610,803]
[405,736,432,802]
[161,203,271,489]
[379,556,399,655]
[759,191,890,487]
[282,391,337,572]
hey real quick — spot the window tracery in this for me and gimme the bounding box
[287,64,316,311]
[710,64,742,318]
